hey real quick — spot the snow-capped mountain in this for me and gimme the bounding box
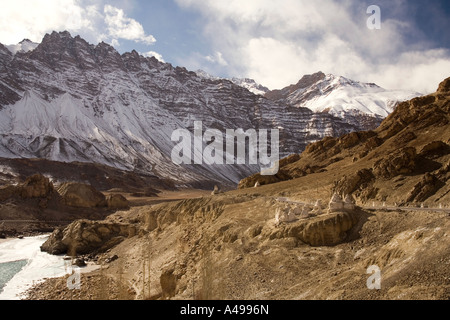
[229,78,270,96]
[266,71,421,121]
[0,31,420,186]
[196,70,269,96]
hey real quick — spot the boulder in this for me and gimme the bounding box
[74,258,87,267]
[41,220,137,255]
[106,194,129,210]
[57,183,106,208]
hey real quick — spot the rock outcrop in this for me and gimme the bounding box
[437,77,450,94]
[160,264,178,299]
[237,154,300,189]
[269,211,358,246]
[106,194,129,210]
[41,219,137,255]
[333,169,375,197]
[300,212,357,246]
[406,173,444,203]
[373,147,417,179]
[343,194,356,211]
[419,141,450,159]
[0,174,54,202]
[19,174,54,199]
[57,183,106,208]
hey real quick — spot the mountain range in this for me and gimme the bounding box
[0,31,421,187]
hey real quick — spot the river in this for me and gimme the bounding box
[0,235,67,300]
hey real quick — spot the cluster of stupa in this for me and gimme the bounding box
[274,194,357,225]
[274,200,326,225]
[328,193,356,213]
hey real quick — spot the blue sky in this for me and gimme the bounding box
[0,0,449,93]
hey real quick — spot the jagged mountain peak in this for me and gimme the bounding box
[294,71,327,89]
[39,30,76,47]
[265,71,421,119]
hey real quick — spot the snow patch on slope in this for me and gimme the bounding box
[196,70,270,96]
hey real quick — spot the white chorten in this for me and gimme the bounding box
[328,193,344,213]
[343,194,356,211]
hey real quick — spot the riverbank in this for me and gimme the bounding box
[0,235,68,300]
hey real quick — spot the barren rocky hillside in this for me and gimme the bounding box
[25,78,450,300]
[240,77,450,207]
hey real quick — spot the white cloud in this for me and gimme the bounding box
[141,51,165,62]
[176,0,450,93]
[110,38,120,48]
[205,51,228,66]
[0,0,98,44]
[0,0,156,49]
[104,4,156,45]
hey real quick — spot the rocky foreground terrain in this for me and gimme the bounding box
[21,78,450,300]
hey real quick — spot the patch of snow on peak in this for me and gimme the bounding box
[6,39,39,55]
[287,73,421,118]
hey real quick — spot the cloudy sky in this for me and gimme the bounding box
[0,0,449,93]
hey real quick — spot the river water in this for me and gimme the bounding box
[0,235,67,300]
